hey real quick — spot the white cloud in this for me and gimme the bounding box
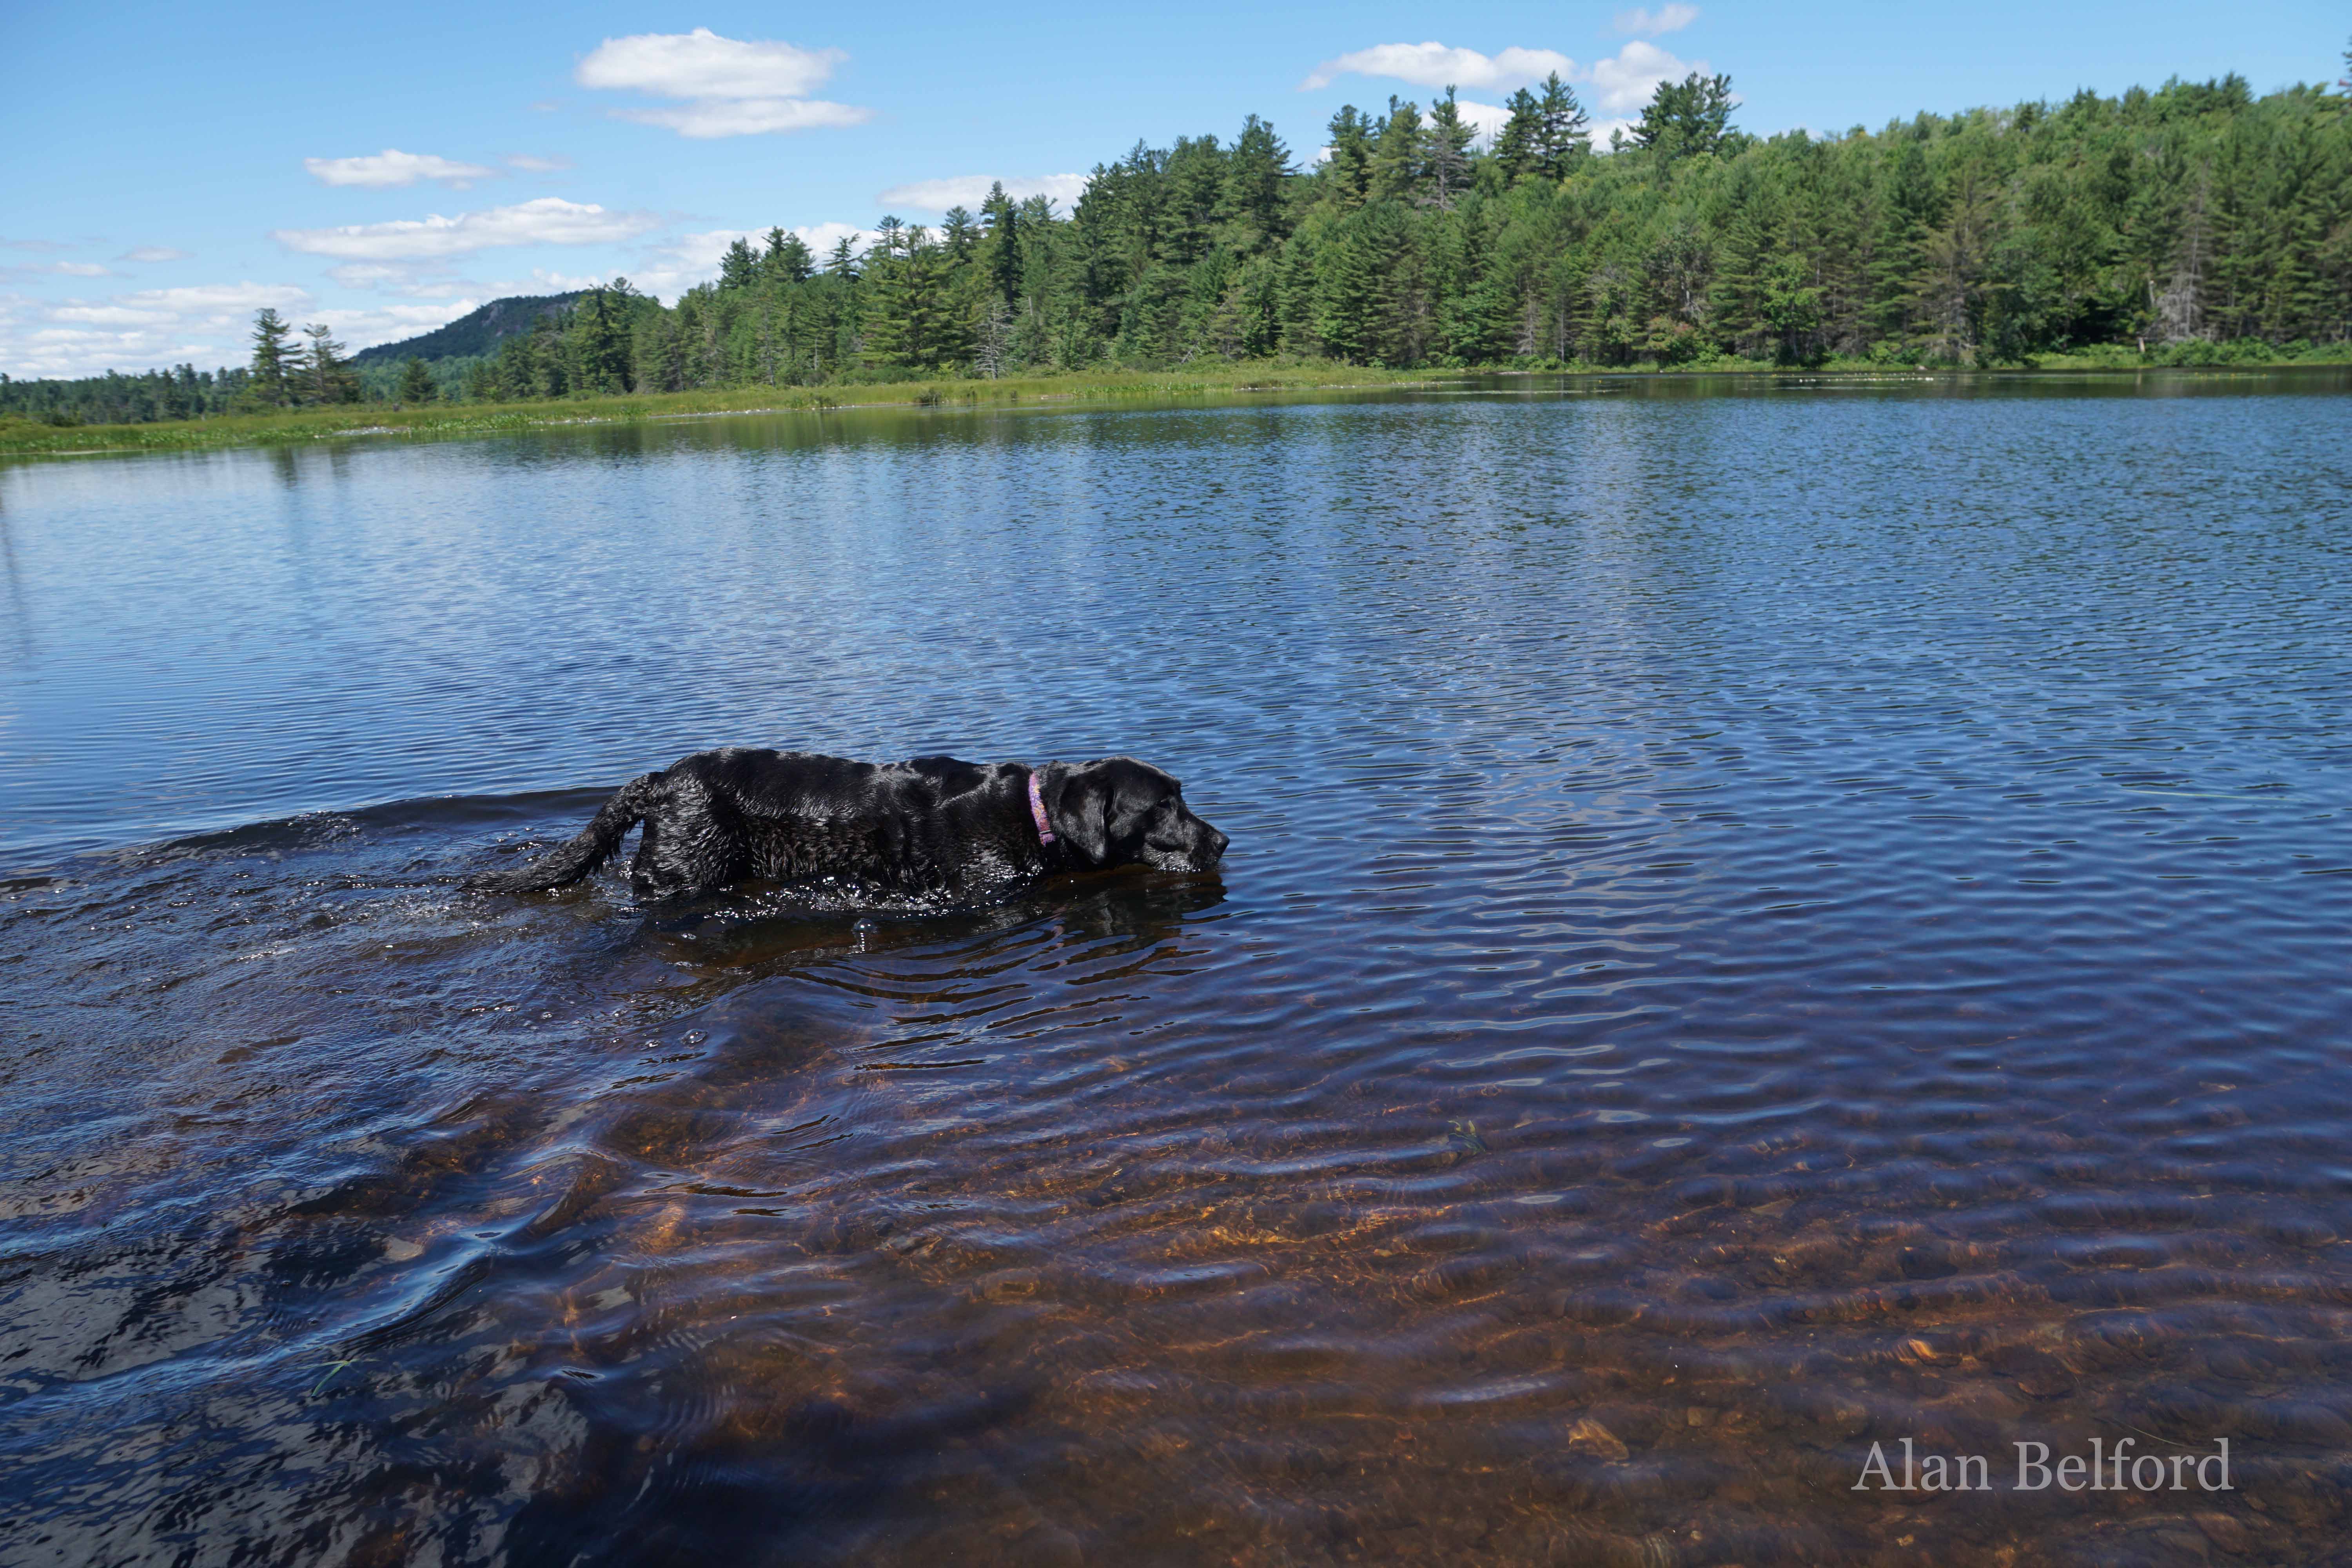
[1590,40,1698,113]
[44,304,162,325]
[270,197,661,261]
[80,282,315,320]
[479,267,610,294]
[2,260,114,280]
[612,98,870,138]
[1614,4,1699,36]
[873,174,1087,213]
[505,153,572,172]
[1296,38,1704,125]
[1300,42,1574,92]
[323,262,481,298]
[630,228,754,299]
[304,149,500,189]
[325,263,417,289]
[577,27,843,98]
[577,27,870,138]
[0,281,318,376]
[2,238,71,254]
[119,246,190,263]
[310,299,484,351]
[1457,100,1512,146]
[790,221,875,258]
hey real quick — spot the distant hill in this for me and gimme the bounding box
[352,292,583,365]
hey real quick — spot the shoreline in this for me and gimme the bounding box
[5,355,2346,459]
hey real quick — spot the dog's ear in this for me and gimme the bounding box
[1050,763,1112,864]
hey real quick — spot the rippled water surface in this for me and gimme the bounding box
[5,373,2352,1566]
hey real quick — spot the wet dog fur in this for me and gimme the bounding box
[464,750,1227,902]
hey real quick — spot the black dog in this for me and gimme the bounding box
[464,750,1227,902]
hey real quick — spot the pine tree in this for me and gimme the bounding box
[570,280,635,393]
[983,181,1023,303]
[1533,74,1592,179]
[1633,73,1738,161]
[1165,134,1227,265]
[397,356,436,405]
[763,228,815,283]
[1316,206,1401,362]
[719,236,759,290]
[1219,114,1294,252]
[296,322,358,405]
[862,240,971,370]
[1370,96,1427,204]
[1324,106,1374,211]
[1426,88,1477,209]
[1495,87,1543,182]
[247,308,296,407]
[941,206,978,260]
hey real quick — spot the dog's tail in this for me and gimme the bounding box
[464,772,662,894]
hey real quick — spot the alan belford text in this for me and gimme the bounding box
[1853,1437,2234,1494]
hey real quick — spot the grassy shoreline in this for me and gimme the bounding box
[5,351,2346,458]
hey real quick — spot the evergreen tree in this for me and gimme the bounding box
[1220,114,1294,251]
[1162,134,1227,265]
[247,308,296,407]
[763,228,815,283]
[1633,72,1739,161]
[1426,88,1477,209]
[296,322,358,405]
[1370,96,1428,204]
[397,356,436,404]
[982,181,1023,303]
[1533,73,1592,178]
[1495,87,1543,182]
[1325,105,1374,211]
[1316,205,1401,362]
[719,236,759,290]
[862,240,971,370]
[570,279,636,393]
[941,206,978,260]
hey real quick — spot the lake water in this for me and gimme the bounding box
[4,372,2351,1565]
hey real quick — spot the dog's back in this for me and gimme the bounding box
[467,749,1043,900]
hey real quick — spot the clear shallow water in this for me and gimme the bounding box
[4,372,2352,1564]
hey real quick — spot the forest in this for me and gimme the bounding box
[6,62,2349,425]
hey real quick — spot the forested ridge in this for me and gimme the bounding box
[345,292,582,366]
[7,61,2350,426]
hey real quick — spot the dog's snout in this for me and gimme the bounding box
[1206,826,1230,862]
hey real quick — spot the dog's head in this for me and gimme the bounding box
[1048,757,1228,873]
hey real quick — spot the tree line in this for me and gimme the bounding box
[6,58,2348,425]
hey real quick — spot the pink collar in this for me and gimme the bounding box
[1028,769,1056,846]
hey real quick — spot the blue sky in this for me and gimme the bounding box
[2,0,2343,377]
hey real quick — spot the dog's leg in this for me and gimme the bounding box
[629,770,751,899]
